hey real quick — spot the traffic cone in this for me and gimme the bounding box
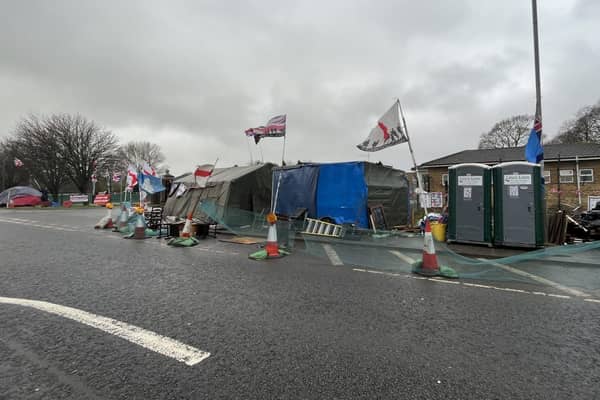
[94,203,114,229]
[265,223,281,258]
[133,211,146,239]
[412,219,458,278]
[180,213,193,238]
[115,203,129,231]
[166,213,199,247]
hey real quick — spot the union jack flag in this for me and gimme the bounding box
[525,115,543,164]
[245,115,286,144]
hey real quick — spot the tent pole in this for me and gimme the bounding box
[246,137,253,165]
[398,99,428,216]
[281,133,287,166]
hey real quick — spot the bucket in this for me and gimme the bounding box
[430,222,447,242]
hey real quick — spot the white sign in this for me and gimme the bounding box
[588,196,600,211]
[463,187,472,199]
[458,175,483,186]
[69,194,89,203]
[419,192,444,208]
[509,186,519,198]
[503,174,532,185]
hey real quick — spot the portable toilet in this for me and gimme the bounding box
[448,163,492,245]
[492,162,544,248]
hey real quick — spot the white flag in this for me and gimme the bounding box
[357,101,408,152]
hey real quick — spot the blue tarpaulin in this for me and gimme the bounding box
[316,162,368,227]
[273,165,319,217]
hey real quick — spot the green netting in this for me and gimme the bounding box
[198,200,600,293]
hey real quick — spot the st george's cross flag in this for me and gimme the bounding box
[14,158,24,167]
[126,165,138,191]
[194,164,214,188]
[357,101,409,152]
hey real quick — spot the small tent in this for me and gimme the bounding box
[163,163,274,227]
[273,161,409,228]
[0,186,42,207]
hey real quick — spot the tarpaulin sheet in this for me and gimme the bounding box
[316,162,368,227]
[273,165,319,218]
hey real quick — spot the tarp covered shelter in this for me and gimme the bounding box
[273,161,409,228]
[163,163,274,226]
[0,186,42,207]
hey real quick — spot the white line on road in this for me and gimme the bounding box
[389,250,416,265]
[478,258,591,298]
[322,244,344,266]
[584,298,600,303]
[0,296,210,366]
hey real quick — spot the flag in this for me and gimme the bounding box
[112,172,121,182]
[126,165,138,190]
[142,161,157,176]
[245,114,286,144]
[194,164,214,188]
[91,174,97,183]
[138,172,165,194]
[14,158,24,168]
[357,101,409,152]
[525,116,543,164]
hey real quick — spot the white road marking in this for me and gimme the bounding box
[389,250,416,265]
[350,268,599,304]
[322,244,344,266]
[478,258,591,298]
[0,296,210,366]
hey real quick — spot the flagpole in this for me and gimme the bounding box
[398,99,428,216]
[246,137,254,165]
[532,0,542,137]
[281,131,287,166]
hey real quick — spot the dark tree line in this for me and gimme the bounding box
[478,100,600,149]
[1,113,166,197]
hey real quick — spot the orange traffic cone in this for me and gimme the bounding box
[95,203,114,229]
[264,212,283,258]
[116,203,129,230]
[180,213,193,238]
[133,211,146,239]
[412,219,440,276]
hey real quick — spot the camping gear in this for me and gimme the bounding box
[0,186,42,207]
[164,163,274,228]
[273,161,409,229]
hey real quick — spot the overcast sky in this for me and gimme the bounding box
[1,0,599,174]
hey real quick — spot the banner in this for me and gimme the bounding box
[357,101,408,152]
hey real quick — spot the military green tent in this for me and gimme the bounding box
[163,163,274,227]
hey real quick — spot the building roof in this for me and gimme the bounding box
[419,143,600,168]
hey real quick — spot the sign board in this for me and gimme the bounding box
[69,194,89,203]
[93,194,111,205]
[588,196,600,211]
[503,174,532,185]
[458,175,483,186]
[419,192,444,208]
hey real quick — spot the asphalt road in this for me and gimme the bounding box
[1,208,599,399]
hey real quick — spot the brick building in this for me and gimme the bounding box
[416,143,600,213]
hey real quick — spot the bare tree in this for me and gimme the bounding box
[550,102,600,144]
[118,141,166,172]
[9,114,67,198]
[50,114,118,193]
[478,114,534,149]
[0,140,29,191]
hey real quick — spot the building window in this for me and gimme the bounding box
[442,174,449,187]
[543,170,551,184]
[580,168,594,183]
[559,169,574,184]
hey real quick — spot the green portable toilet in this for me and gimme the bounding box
[448,163,493,245]
[492,162,544,248]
